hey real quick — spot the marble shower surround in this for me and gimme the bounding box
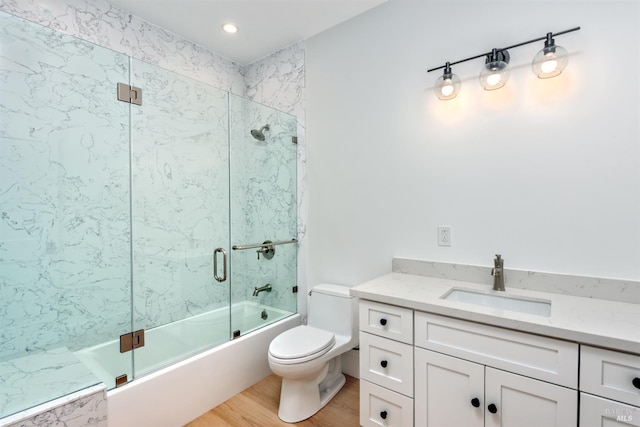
[0,0,307,424]
[393,257,640,304]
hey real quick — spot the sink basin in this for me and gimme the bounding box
[441,288,551,317]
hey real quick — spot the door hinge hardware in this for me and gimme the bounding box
[233,330,241,339]
[119,329,145,353]
[115,374,128,387]
[292,136,298,144]
[117,82,143,105]
[292,286,298,293]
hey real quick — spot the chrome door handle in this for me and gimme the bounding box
[213,247,227,282]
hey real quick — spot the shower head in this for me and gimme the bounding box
[250,124,270,141]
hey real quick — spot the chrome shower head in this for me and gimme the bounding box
[250,124,270,141]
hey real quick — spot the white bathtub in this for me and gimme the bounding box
[75,301,300,426]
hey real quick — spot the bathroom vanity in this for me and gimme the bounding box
[350,263,640,427]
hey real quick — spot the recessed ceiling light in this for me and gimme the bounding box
[222,23,238,34]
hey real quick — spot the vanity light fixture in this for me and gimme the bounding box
[428,27,580,99]
[222,22,238,34]
[435,62,461,100]
[479,48,511,91]
[532,33,569,78]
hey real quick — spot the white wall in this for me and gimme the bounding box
[306,0,640,287]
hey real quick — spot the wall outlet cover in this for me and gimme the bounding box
[437,226,452,247]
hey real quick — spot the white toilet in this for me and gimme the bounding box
[268,283,358,423]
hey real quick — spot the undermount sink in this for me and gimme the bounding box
[441,288,551,317]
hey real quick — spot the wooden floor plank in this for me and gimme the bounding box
[184,375,359,427]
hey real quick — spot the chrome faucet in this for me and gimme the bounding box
[491,254,505,291]
[253,283,272,297]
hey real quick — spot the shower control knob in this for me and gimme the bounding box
[379,318,387,326]
[380,360,388,368]
[471,398,480,408]
[633,377,640,389]
[380,411,388,420]
[488,404,498,414]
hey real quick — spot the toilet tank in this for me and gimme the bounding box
[308,284,358,338]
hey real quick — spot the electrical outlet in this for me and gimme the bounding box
[437,226,452,247]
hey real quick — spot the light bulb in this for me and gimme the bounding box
[486,73,502,87]
[540,53,558,74]
[441,80,454,97]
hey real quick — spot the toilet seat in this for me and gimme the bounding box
[269,326,335,364]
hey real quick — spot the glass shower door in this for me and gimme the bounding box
[0,10,132,416]
[228,94,298,337]
[129,60,231,378]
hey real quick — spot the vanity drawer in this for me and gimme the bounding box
[580,392,640,426]
[360,379,414,427]
[360,331,414,397]
[581,345,640,407]
[359,300,413,344]
[414,312,578,388]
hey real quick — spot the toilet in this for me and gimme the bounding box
[268,283,358,423]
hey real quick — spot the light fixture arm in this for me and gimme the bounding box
[427,26,580,73]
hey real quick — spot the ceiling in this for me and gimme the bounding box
[103,0,388,66]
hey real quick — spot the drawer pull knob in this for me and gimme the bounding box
[380,410,388,420]
[633,377,640,389]
[379,318,387,326]
[471,398,480,408]
[380,360,388,368]
[488,403,498,414]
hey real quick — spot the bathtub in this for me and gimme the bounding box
[76,301,300,427]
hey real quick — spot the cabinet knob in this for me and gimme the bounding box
[379,318,387,326]
[380,360,388,368]
[471,398,480,408]
[487,403,498,414]
[633,377,640,389]
[380,410,388,420]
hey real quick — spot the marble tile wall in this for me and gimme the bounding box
[1,385,106,427]
[242,42,307,316]
[229,94,298,316]
[0,0,245,95]
[393,257,640,304]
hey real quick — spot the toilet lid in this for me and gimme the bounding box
[269,326,335,360]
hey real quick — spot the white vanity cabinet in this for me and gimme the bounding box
[359,300,414,427]
[414,312,578,427]
[579,345,640,426]
[357,298,640,427]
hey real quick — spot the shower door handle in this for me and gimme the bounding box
[213,247,227,282]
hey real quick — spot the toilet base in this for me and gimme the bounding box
[277,358,346,423]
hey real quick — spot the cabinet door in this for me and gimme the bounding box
[415,348,484,427]
[580,392,640,426]
[485,367,577,427]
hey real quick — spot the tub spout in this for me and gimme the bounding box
[253,284,272,297]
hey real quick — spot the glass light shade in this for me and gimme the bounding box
[434,72,461,100]
[479,60,510,91]
[532,45,569,78]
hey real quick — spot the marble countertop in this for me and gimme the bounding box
[350,272,640,354]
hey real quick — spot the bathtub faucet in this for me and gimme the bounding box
[253,283,272,297]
